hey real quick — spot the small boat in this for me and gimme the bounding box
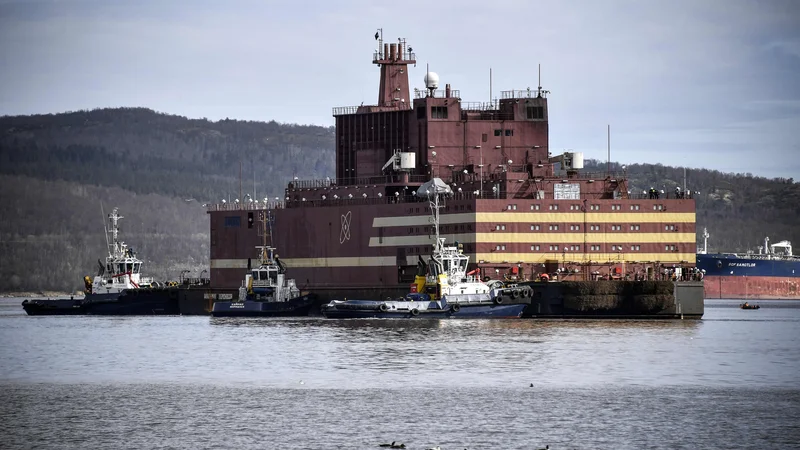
[740,302,760,310]
[321,179,531,319]
[211,212,316,317]
[22,208,177,316]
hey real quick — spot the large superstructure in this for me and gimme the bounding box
[207,33,697,302]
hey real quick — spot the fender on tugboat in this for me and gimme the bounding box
[494,295,504,305]
[410,308,420,316]
[450,303,461,313]
[379,303,389,312]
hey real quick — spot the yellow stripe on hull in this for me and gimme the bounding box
[373,213,474,227]
[280,256,397,268]
[213,252,695,269]
[368,232,695,247]
[473,252,696,264]
[371,212,696,227]
[210,259,250,270]
[476,212,696,223]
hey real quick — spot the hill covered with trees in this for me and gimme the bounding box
[0,107,796,293]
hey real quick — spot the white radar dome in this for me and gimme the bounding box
[424,72,439,89]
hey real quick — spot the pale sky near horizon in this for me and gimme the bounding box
[1,0,799,179]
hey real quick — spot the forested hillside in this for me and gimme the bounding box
[0,108,796,293]
[0,107,335,202]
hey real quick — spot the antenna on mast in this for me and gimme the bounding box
[607,124,611,176]
[489,67,492,105]
[101,203,109,253]
[538,63,541,96]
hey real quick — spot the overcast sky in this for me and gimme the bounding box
[1,0,798,178]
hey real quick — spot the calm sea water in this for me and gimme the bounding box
[1,298,799,449]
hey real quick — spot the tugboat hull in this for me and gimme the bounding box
[21,291,182,316]
[84,290,181,315]
[211,294,317,317]
[21,298,85,315]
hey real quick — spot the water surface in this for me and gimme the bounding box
[2,298,798,449]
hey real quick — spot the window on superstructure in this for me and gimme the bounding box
[549,225,559,231]
[224,216,241,228]
[531,224,540,231]
[431,106,448,119]
[494,129,502,137]
[631,205,640,210]
[526,106,545,120]
[549,204,558,211]
[531,245,540,251]
[630,225,640,231]
[505,129,514,136]
[531,204,540,211]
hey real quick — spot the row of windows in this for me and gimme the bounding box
[406,244,475,254]
[512,204,661,211]
[487,244,683,252]
[509,244,679,253]
[410,224,473,234]
[408,204,472,214]
[527,106,545,120]
[494,129,514,136]
[495,224,679,232]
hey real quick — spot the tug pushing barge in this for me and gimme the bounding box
[207,33,703,318]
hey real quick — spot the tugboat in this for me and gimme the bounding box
[22,208,179,315]
[320,179,531,319]
[211,211,316,317]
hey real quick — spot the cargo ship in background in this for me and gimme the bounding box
[206,31,704,318]
[697,229,800,299]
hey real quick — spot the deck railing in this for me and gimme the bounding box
[501,89,549,99]
[413,89,461,99]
